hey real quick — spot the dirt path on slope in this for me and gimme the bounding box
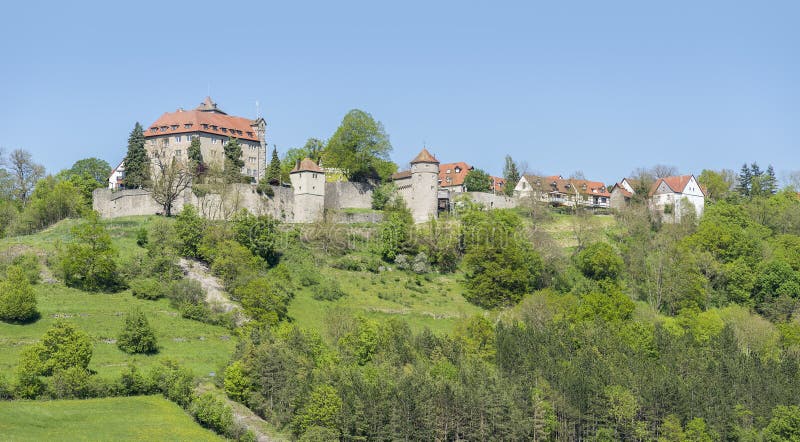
[196,384,288,442]
[179,258,246,324]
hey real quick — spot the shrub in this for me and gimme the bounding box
[166,279,206,307]
[210,240,262,291]
[149,360,195,408]
[57,213,120,292]
[38,321,93,374]
[312,281,346,301]
[575,242,624,281]
[223,361,251,403]
[3,253,41,284]
[0,374,11,399]
[129,278,164,300]
[256,179,275,197]
[117,309,159,354]
[378,209,413,261]
[0,265,38,323]
[371,183,397,210]
[394,254,410,270]
[175,204,205,258]
[190,393,236,435]
[291,384,342,436]
[235,277,290,325]
[136,226,148,247]
[51,366,93,399]
[232,210,281,265]
[411,252,431,274]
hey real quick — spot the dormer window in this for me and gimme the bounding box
[150,128,157,133]
[211,125,218,131]
[171,125,179,130]
[221,128,228,133]
[247,131,254,137]
[202,124,209,129]
[236,130,242,135]
[184,123,192,129]
[446,169,451,174]
[160,126,168,132]
[455,167,461,173]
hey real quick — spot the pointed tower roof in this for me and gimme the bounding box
[196,96,227,115]
[410,148,439,164]
[290,158,324,174]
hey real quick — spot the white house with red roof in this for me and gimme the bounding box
[143,97,267,181]
[648,175,706,221]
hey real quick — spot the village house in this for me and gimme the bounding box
[514,175,610,208]
[438,161,472,192]
[143,97,267,182]
[108,161,125,190]
[610,175,706,221]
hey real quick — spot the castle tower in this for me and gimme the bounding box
[409,148,440,223]
[290,158,325,223]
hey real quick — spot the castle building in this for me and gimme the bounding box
[144,97,267,181]
[391,148,441,223]
[289,158,326,223]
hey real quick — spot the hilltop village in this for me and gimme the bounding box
[96,97,706,223]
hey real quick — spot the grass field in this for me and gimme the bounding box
[288,264,484,335]
[0,396,222,441]
[0,217,235,381]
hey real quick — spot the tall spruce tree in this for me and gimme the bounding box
[187,136,203,173]
[223,137,244,182]
[737,163,752,197]
[122,122,149,189]
[502,155,520,196]
[266,146,281,184]
[764,164,778,195]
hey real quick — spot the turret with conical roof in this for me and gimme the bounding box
[290,158,325,222]
[409,148,440,223]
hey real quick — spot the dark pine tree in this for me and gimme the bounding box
[502,155,521,196]
[123,122,149,189]
[267,146,282,184]
[736,163,752,197]
[187,136,204,176]
[765,164,778,195]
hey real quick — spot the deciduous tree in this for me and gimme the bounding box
[323,109,395,182]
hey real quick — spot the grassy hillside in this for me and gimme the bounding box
[0,216,235,380]
[0,396,222,441]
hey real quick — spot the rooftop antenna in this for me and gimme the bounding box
[256,100,261,119]
[207,81,211,97]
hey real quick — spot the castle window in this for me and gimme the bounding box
[175,136,181,142]
[202,124,209,129]
[160,126,167,132]
[211,125,218,130]
[247,132,253,137]
[184,124,192,129]
[175,150,182,156]
[150,128,157,133]
[171,125,179,130]
[455,167,461,173]
[212,139,218,144]
[222,128,228,133]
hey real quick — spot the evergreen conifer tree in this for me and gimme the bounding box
[737,163,752,196]
[187,136,204,175]
[123,122,150,188]
[267,146,281,184]
[765,164,778,195]
[117,309,158,354]
[502,155,520,196]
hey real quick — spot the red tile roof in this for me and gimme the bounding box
[439,162,472,188]
[648,175,696,196]
[290,158,323,173]
[490,176,506,193]
[410,148,439,164]
[390,170,412,180]
[145,98,259,142]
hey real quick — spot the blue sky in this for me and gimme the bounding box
[0,1,797,184]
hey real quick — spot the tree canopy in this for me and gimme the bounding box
[323,110,396,182]
[123,122,149,189]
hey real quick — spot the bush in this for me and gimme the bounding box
[149,360,195,408]
[256,179,275,197]
[129,278,164,300]
[235,277,290,325]
[58,213,120,292]
[0,265,38,323]
[175,204,205,258]
[232,210,281,265]
[224,361,251,403]
[411,252,431,274]
[2,253,41,284]
[575,242,624,281]
[210,240,262,292]
[51,366,93,399]
[190,393,236,436]
[136,227,148,247]
[332,255,381,273]
[117,309,159,354]
[371,183,397,210]
[312,281,346,301]
[166,279,206,307]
